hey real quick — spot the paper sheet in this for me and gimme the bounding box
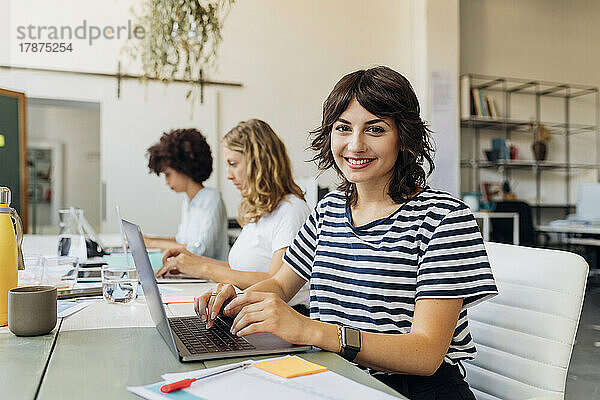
[57,298,99,318]
[129,356,400,400]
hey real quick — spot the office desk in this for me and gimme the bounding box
[2,281,405,399]
[536,223,600,277]
[536,223,600,236]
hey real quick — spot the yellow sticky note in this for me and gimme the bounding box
[253,356,327,378]
[0,134,4,147]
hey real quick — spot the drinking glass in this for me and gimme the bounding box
[102,266,139,304]
[19,255,45,286]
[44,256,78,289]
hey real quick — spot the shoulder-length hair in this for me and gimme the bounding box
[223,119,305,226]
[310,66,434,206]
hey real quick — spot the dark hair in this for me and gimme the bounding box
[147,128,213,184]
[310,66,434,206]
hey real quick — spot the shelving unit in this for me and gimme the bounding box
[27,141,63,234]
[460,74,599,225]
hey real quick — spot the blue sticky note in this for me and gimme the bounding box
[103,252,163,270]
[144,382,206,400]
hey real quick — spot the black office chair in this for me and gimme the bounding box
[490,201,537,247]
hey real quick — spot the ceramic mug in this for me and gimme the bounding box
[8,286,57,336]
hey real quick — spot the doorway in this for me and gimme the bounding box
[27,98,101,233]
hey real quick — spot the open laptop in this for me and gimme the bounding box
[115,206,207,284]
[122,218,312,362]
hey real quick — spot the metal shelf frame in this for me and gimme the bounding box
[461,74,600,225]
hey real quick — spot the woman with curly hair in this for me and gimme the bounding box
[146,128,229,261]
[197,67,497,399]
[156,120,310,300]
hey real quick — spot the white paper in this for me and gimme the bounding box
[128,355,400,400]
[57,299,99,318]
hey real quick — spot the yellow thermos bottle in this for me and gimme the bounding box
[0,187,24,326]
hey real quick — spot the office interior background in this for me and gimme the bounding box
[1,0,599,399]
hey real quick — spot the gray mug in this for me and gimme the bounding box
[8,286,57,336]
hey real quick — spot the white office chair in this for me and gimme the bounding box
[464,242,588,400]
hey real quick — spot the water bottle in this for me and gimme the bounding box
[0,187,24,326]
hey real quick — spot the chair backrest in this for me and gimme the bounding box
[464,242,588,400]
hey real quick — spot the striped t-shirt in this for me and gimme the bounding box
[283,189,498,365]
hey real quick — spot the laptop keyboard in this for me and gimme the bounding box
[169,316,256,354]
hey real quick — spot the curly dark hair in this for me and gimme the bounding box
[310,66,435,206]
[147,128,213,184]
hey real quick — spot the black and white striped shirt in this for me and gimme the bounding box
[283,189,498,364]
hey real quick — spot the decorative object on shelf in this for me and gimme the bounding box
[482,182,504,202]
[502,180,517,201]
[492,137,509,160]
[531,122,551,161]
[484,149,500,162]
[462,192,481,212]
[124,0,235,102]
[509,144,518,160]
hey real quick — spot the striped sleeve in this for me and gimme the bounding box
[416,204,498,308]
[282,205,319,281]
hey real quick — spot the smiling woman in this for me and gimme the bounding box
[310,67,434,207]
[196,66,498,400]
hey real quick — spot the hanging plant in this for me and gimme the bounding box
[124,0,235,101]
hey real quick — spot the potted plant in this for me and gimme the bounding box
[531,122,551,161]
[124,0,235,102]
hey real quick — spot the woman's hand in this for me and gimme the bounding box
[156,247,205,278]
[195,283,238,328]
[225,292,314,345]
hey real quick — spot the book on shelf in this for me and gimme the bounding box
[478,89,488,117]
[472,88,482,117]
[460,75,472,119]
[486,95,500,118]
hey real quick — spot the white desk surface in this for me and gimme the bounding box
[536,224,600,235]
[6,238,405,400]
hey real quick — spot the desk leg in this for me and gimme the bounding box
[513,214,520,245]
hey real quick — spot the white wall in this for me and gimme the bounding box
[1,0,461,233]
[460,0,599,207]
[413,0,460,195]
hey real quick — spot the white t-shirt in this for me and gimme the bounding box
[175,187,229,261]
[228,195,310,272]
[228,195,311,306]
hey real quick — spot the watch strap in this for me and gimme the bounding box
[341,344,359,362]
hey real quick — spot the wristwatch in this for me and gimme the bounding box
[340,326,361,362]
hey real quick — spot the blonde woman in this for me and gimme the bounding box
[156,119,310,295]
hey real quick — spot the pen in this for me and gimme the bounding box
[160,361,252,393]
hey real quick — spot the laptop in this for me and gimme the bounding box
[115,205,207,283]
[122,218,312,362]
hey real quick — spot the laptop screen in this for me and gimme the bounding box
[121,219,179,358]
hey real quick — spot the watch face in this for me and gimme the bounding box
[344,327,361,349]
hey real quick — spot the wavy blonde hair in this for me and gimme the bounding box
[223,119,305,226]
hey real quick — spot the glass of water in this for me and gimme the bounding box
[44,256,79,289]
[102,266,139,304]
[19,254,45,286]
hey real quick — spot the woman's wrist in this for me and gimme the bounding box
[307,320,342,352]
